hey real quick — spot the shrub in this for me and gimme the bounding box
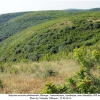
[41,82,57,94]
[12,58,17,62]
[65,38,72,45]
[92,50,100,61]
[49,47,58,54]
[66,71,100,93]
[15,48,21,54]
[94,23,100,29]
[67,48,100,93]
[74,47,94,71]
[85,41,93,46]
[27,53,41,61]
[41,82,68,94]
[46,69,58,77]
[0,79,3,89]
[0,56,6,62]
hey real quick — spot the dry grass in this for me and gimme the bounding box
[0,60,79,94]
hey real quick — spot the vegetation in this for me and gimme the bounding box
[0,11,68,41]
[0,79,3,90]
[0,8,100,93]
[0,10,100,62]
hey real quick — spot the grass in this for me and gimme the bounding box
[0,59,79,94]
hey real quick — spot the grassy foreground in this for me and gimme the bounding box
[0,60,79,93]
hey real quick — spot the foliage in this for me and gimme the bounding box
[41,82,67,94]
[0,79,3,89]
[67,48,100,93]
[92,49,100,61]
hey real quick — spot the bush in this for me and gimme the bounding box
[0,79,3,89]
[50,47,58,54]
[74,47,94,71]
[46,69,58,77]
[15,48,21,54]
[67,48,100,93]
[27,53,41,61]
[92,50,100,61]
[0,56,6,62]
[41,82,68,94]
[94,23,100,29]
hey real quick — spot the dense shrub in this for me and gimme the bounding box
[94,23,100,29]
[50,47,58,54]
[15,48,22,54]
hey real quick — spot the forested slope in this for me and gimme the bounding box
[0,9,100,62]
[0,10,68,41]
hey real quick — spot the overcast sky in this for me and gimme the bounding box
[0,0,100,14]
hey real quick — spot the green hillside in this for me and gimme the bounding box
[0,10,100,62]
[0,10,68,41]
[0,12,27,25]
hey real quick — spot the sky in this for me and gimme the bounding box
[0,0,100,14]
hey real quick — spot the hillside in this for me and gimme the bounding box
[65,8,100,12]
[65,9,85,12]
[0,10,68,42]
[0,10,100,62]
